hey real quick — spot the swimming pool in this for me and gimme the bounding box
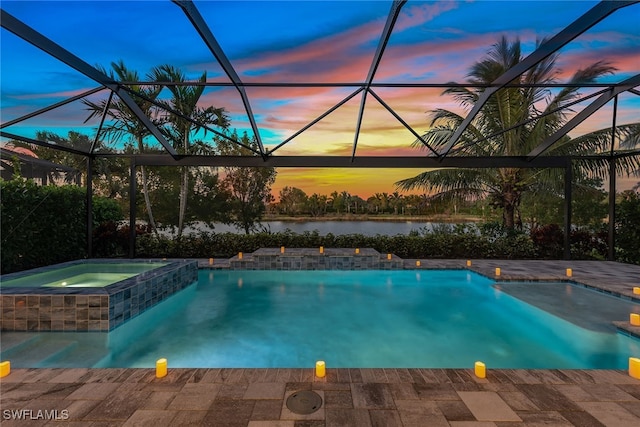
[1,269,639,368]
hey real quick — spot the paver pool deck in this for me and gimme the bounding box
[2,259,640,426]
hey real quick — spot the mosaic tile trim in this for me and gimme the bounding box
[0,259,197,332]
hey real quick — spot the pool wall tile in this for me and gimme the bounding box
[1,259,197,332]
[229,248,404,270]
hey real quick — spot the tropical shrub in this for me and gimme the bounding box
[1,179,86,273]
[136,228,538,260]
[1,179,124,273]
[616,190,640,264]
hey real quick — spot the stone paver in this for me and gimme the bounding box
[457,391,521,422]
[0,368,639,425]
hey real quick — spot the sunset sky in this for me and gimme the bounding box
[1,0,639,198]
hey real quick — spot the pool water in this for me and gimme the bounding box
[2,269,639,368]
[0,262,168,288]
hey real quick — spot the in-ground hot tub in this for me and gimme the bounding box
[0,262,170,288]
[0,259,197,332]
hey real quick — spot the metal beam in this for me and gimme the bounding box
[608,158,616,261]
[614,150,640,160]
[268,88,364,155]
[608,95,618,261]
[130,154,569,169]
[121,80,632,89]
[119,86,260,155]
[367,89,439,157]
[527,73,640,159]
[352,0,407,161]
[87,156,93,257]
[0,9,178,157]
[439,0,638,157]
[0,147,79,172]
[129,158,137,259]
[452,88,610,155]
[173,0,265,157]
[0,131,89,156]
[0,86,104,129]
[563,160,572,260]
[89,91,114,154]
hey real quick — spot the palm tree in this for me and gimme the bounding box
[396,36,639,229]
[150,65,229,237]
[84,60,162,232]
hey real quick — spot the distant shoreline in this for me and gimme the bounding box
[262,214,483,223]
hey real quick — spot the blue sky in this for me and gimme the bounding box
[1,0,639,196]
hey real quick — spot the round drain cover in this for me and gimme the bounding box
[286,390,323,414]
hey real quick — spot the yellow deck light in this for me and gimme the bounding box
[474,361,486,379]
[156,358,167,378]
[281,246,285,253]
[238,252,243,260]
[387,253,392,260]
[466,260,472,267]
[634,287,640,295]
[416,260,421,267]
[315,360,326,378]
[566,268,572,277]
[355,248,360,254]
[0,361,10,378]
[631,314,640,326]
[495,267,501,276]
[209,258,214,266]
[320,246,324,254]
[630,358,640,379]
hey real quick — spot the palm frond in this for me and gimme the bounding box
[395,168,498,194]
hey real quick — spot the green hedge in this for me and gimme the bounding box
[136,229,542,260]
[1,179,123,273]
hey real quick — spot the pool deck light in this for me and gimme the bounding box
[474,361,486,378]
[630,358,640,379]
[355,248,360,254]
[631,314,640,326]
[634,287,640,295]
[156,358,167,378]
[495,267,501,276]
[0,361,10,377]
[387,253,392,260]
[209,258,214,266]
[466,260,472,267]
[281,246,285,254]
[566,268,572,277]
[416,260,421,267]
[319,246,324,254]
[315,360,326,378]
[238,252,243,260]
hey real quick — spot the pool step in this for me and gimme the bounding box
[44,340,110,368]
[0,332,41,353]
[1,336,79,367]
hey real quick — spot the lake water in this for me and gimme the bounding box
[172,220,468,236]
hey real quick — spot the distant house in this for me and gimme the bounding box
[0,144,81,185]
